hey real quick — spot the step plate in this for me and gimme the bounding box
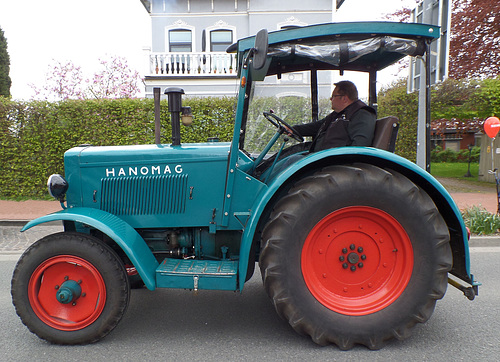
[156,259,238,291]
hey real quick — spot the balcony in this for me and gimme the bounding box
[148,52,237,77]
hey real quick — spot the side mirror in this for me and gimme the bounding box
[252,29,268,70]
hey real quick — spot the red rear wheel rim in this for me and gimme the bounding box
[301,206,413,316]
[28,255,106,330]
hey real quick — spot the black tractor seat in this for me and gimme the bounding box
[372,116,399,152]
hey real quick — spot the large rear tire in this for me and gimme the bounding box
[259,164,452,349]
[11,232,130,344]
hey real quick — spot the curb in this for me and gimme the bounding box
[0,220,28,227]
[0,220,61,227]
[469,235,500,247]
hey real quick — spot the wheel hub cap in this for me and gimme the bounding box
[28,255,106,331]
[56,279,82,304]
[301,206,414,316]
[347,251,360,265]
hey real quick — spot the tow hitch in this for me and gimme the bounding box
[448,277,479,300]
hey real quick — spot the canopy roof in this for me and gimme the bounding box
[232,22,440,74]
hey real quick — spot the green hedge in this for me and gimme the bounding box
[3,78,485,199]
[431,145,480,163]
[377,79,419,162]
[0,97,236,198]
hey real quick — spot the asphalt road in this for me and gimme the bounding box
[1,246,499,361]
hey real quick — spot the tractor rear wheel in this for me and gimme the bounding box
[11,232,130,344]
[259,164,452,349]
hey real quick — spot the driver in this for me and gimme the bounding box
[293,80,376,151]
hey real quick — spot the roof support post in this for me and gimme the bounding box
[425,40,432,172]
[311,69,319,122]
[368,70,377,113]
[416,40,432,172]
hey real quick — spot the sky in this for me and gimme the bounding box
[0,0,416,100]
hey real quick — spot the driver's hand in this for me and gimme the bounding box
[283,124,294,136]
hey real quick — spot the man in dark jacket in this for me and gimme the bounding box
[293,80,376,151]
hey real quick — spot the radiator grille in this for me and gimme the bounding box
[100,174,188,215]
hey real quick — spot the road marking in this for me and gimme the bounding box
[469,247,500,253]
[0,254,22,261]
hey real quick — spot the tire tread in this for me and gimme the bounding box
[11,232,130,345]
[259,163,452,350]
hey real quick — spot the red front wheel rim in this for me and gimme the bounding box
[28,255,106,331]
[301,206,413,316]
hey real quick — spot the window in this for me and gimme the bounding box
[169,30,192,52]
[210,30,233,52]
[277,16,307,30]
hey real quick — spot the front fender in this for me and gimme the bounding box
[22,207,158,290]
[238,147,476,290]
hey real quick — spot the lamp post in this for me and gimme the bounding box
[464,144,473,177]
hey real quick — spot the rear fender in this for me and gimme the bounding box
[238,147,476,290]
[21,207,158,290]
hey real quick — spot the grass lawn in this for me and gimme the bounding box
[430,162,479,179]
[430,162,496,193]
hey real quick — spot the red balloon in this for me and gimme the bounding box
[484,117,500,138]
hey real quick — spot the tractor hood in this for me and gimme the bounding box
[69,143,231,165]
[63,142,231,228]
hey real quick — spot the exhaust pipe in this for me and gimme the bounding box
[164,87,184,146]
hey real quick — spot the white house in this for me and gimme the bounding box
[140,0,340,98]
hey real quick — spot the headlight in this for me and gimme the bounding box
[47,174,68,201]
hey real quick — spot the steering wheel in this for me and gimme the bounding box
[263,111,304,143]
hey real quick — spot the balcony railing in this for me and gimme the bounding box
[148,52,237,76]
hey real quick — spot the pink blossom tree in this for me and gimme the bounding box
[31,55,142,100]
[30,60,85,100]
[86,56,142,99]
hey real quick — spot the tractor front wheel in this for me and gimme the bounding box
[11,232,130,344]
[259,164,452,349]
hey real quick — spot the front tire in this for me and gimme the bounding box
[11,232,130,344]
[259,164,452,349]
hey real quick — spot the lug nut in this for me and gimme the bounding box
[342,248,348,254]
[358,262,364,268]
[361,254,366,260]
[339,256,345,262]
[358,246,363,253]
[350,244,356,250]
[342,263,348,269]
[350,265,356,271]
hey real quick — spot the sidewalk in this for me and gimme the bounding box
[450,191,498,214]
[0,200,61,223]
[1,190,498,221]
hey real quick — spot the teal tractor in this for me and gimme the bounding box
[12,22,479,350]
